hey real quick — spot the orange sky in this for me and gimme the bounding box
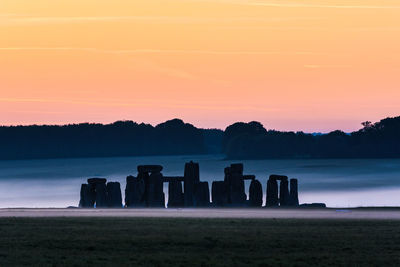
[1,0,399,132]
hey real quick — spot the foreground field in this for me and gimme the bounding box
[2,208,400,219]
[0,218,400,266]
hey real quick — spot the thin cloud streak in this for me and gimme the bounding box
[217,26,400,32]
[304,64,352,69]
[0,97,280,112]
[0,47,323,56]
[0,15,324,25]
[247,3,400,9]
[193,0,400,9]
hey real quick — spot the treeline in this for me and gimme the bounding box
[0,119,223,160]
[1,116,399,160]
[223,116,400,159]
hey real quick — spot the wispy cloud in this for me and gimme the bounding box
[139,61,198,80]
[247,2,400,9]
[217,25,400,32]
[304,64,352,69]
[0,47,323,56]
[0,97,280,112]
[0,15,324,26]
[192,0,400,9]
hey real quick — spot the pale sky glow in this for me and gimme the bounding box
[1,0,399,132]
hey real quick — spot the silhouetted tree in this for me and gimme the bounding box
[1,116,399,160]
[0,119,219,160]
[223,116,400,159]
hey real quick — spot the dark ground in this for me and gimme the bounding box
[0,217,399,266]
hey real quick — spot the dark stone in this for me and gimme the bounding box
[106,182,122,208]
[224,164,247,206]
[125,175,146,207]
[224,167,231,175]
[95,182,107,208]
[243,175,256,180]
[300,203,326,208]
[211,181,228,207]
[266,178,279,207]
[230,163,243,174]
[228,172,246,205]
[269,175,288,181]
[184,161,200,207]
[83,178,107,208]
[87,178,107,184]
[137,165,163,173]
[87,183,96,207]
[79,184,93,208]
[249,179,263,207]
[193,181,210,207]
[279,178,290,206]
[147,172,165,207]
[168,180,184,208]
[289,178,299,206]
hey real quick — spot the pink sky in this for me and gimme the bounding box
[1,0,400,132]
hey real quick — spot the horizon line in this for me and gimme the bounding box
[1,116,395,134]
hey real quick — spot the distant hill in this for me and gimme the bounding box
[0,116,399,160]
[222,116,400,159]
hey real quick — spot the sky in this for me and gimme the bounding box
[1,0,399,132]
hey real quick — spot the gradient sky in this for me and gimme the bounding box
[1,0,399,132]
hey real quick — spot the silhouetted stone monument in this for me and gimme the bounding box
[267,175,293,207]
[89,178,107,207]
[79,163,306,209]
[125,165,166,208]
[266,176,279,207]
[184,161,200,207]
[168,180,184,208]
[193,181,210,207]
[106,182,122,208]
[300,203,326,208]
[138,165,163,173]
[95,182,107,208]
[211,181,228,207]
[78,178,108,208]
[279,177,290,206]
[249,179,263,207]
[224,164,247,206]
[79,184,92,208]
[289,178,299,206]
[87,178,107,184]
[146,170,165,207]
[125,175,146,207]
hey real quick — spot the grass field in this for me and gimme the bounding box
[0,217,400,266]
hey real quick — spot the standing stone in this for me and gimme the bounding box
[211,181,228,207]
[106,182,122,208]
[230,163,244,174]
[95,183,107,208]
[289,178,299,206]
[87,178,107,184]
[147,171,165,207]
[279,178,290,206]
[229,172,246,205]
[125,175,146,207]
[87,183,96,207]
[79,184,92,208]
[224,164,246,206]
[168,180,184,208]
[249,179,263,207]
[137,165,163,173]
[184,161,200,207]
[87,178,107,208]
[266,178,279,207]
[193,181,210,207]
